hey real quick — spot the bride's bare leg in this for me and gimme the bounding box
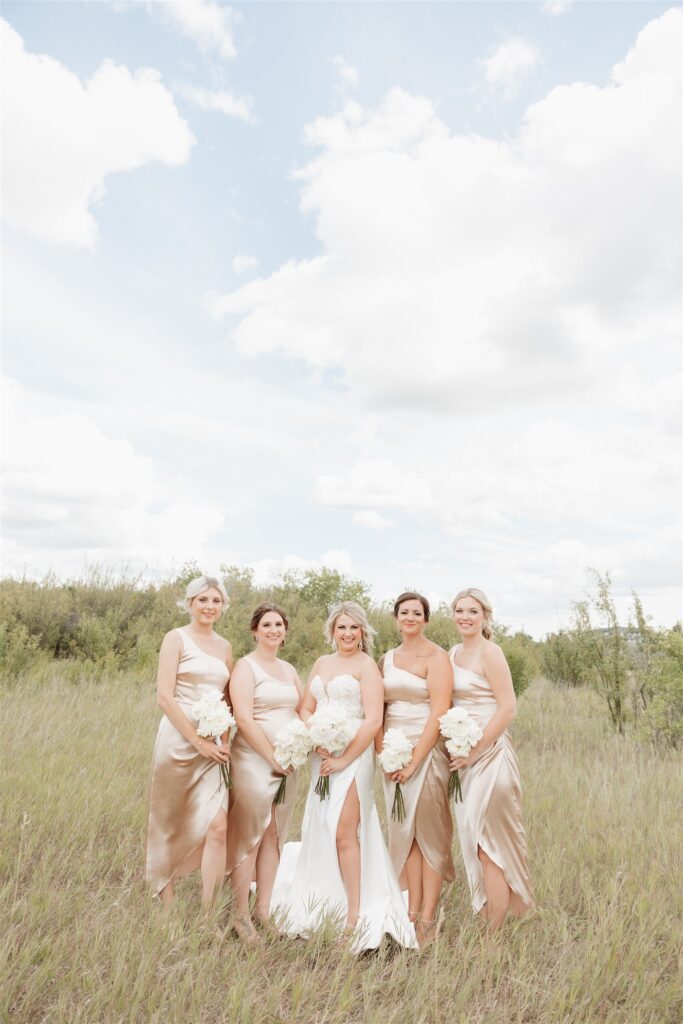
[254,813,280,922]
[200,807,228,907]
[403,839,423,918]
[478,846,511,930]
[336,781,361,928]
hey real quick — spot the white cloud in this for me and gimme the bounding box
[315,460,433,513]
[208,11,682,632]
[541,0,574,16]
[178,83,254,122]
[212,10,681,415]
[353,510,394,530]
[251,549,355,585]
[480,36,539,95]
[1,378,225,573]
[157,1,239,61]
[1,19,194,248]
[232,253,259,275]
[332,55,359,91]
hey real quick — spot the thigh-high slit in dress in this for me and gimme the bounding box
[271,673,417,951]
[449,647,533,916]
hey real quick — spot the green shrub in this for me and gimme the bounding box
[540,630,585,688]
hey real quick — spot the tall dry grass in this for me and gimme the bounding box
[1,673,681,1024]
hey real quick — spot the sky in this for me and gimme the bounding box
[1,0,681,637]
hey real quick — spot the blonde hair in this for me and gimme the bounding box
[179,575,229,616]
[451,588,493,640]
[324,601,376,654]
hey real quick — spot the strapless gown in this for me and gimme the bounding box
[146,628,230,896]
[226,656,300,877]
[271,674,417,951]
[382,648,455,884]
[450,647,533,915]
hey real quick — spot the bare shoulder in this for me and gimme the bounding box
[427,641,451,666]
[216,634,232,655]
[481,640,509,668]
[232,656,256,681]
[278,656,299,681]
[359,651,382,680]
[161,628,182,650]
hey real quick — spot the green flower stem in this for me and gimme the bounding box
[391,783,405,822]
[448,769,463,802]
[274,776,287,806]
[315,774,330,800]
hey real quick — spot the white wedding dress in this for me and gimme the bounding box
[271,673,417,951]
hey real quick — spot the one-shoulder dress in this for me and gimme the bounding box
[226,655,300,878]
[271,674,417,951]
[382,648,455,885]
[449,647,533,915]
[146,628,230,896]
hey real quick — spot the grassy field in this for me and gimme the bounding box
[1,672,681,1024]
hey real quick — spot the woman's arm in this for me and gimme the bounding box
[156,632,229,764]
[300,659,322,724]
[319,658,384,776]
[450,644,516,769]
[230,660,292,775]
[374,654,387,752]
[390,649,453,783]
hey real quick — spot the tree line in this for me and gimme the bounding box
[0,565,679,748]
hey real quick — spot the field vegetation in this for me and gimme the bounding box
[1,567,681,1022]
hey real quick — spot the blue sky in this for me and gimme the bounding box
[2,1,681,636]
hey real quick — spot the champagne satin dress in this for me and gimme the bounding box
[225,656,300,877]
[449,646,533,915]
[146,628,230,896]
[381,649,455,885]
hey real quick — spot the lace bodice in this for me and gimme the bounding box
[310,674,364,719]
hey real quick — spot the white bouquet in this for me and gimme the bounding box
[378,728,413,822]
[308,705,357,800]
[272,718,314,806]
[191,690,236,789]
[439,707,483,802]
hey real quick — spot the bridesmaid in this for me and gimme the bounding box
[449,588,533,929]
[146,576,233,911]
[226,604,303,944]
[378,591,454,947]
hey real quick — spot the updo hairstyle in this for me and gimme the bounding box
[451,588,493,640]
[393,591,430,622]
[250,603,289,639]
[179,575,229,616]
[324,601,376,654]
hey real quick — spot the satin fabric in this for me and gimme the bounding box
[225,655,300,877]
[450,647,533,915]
[272,674,417,952]
[381,649,455,885]
[146,629,230,896]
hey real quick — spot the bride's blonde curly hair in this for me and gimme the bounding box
[451,588,494,640]
[324,601,376,654]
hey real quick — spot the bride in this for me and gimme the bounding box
[271,601,417,951]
